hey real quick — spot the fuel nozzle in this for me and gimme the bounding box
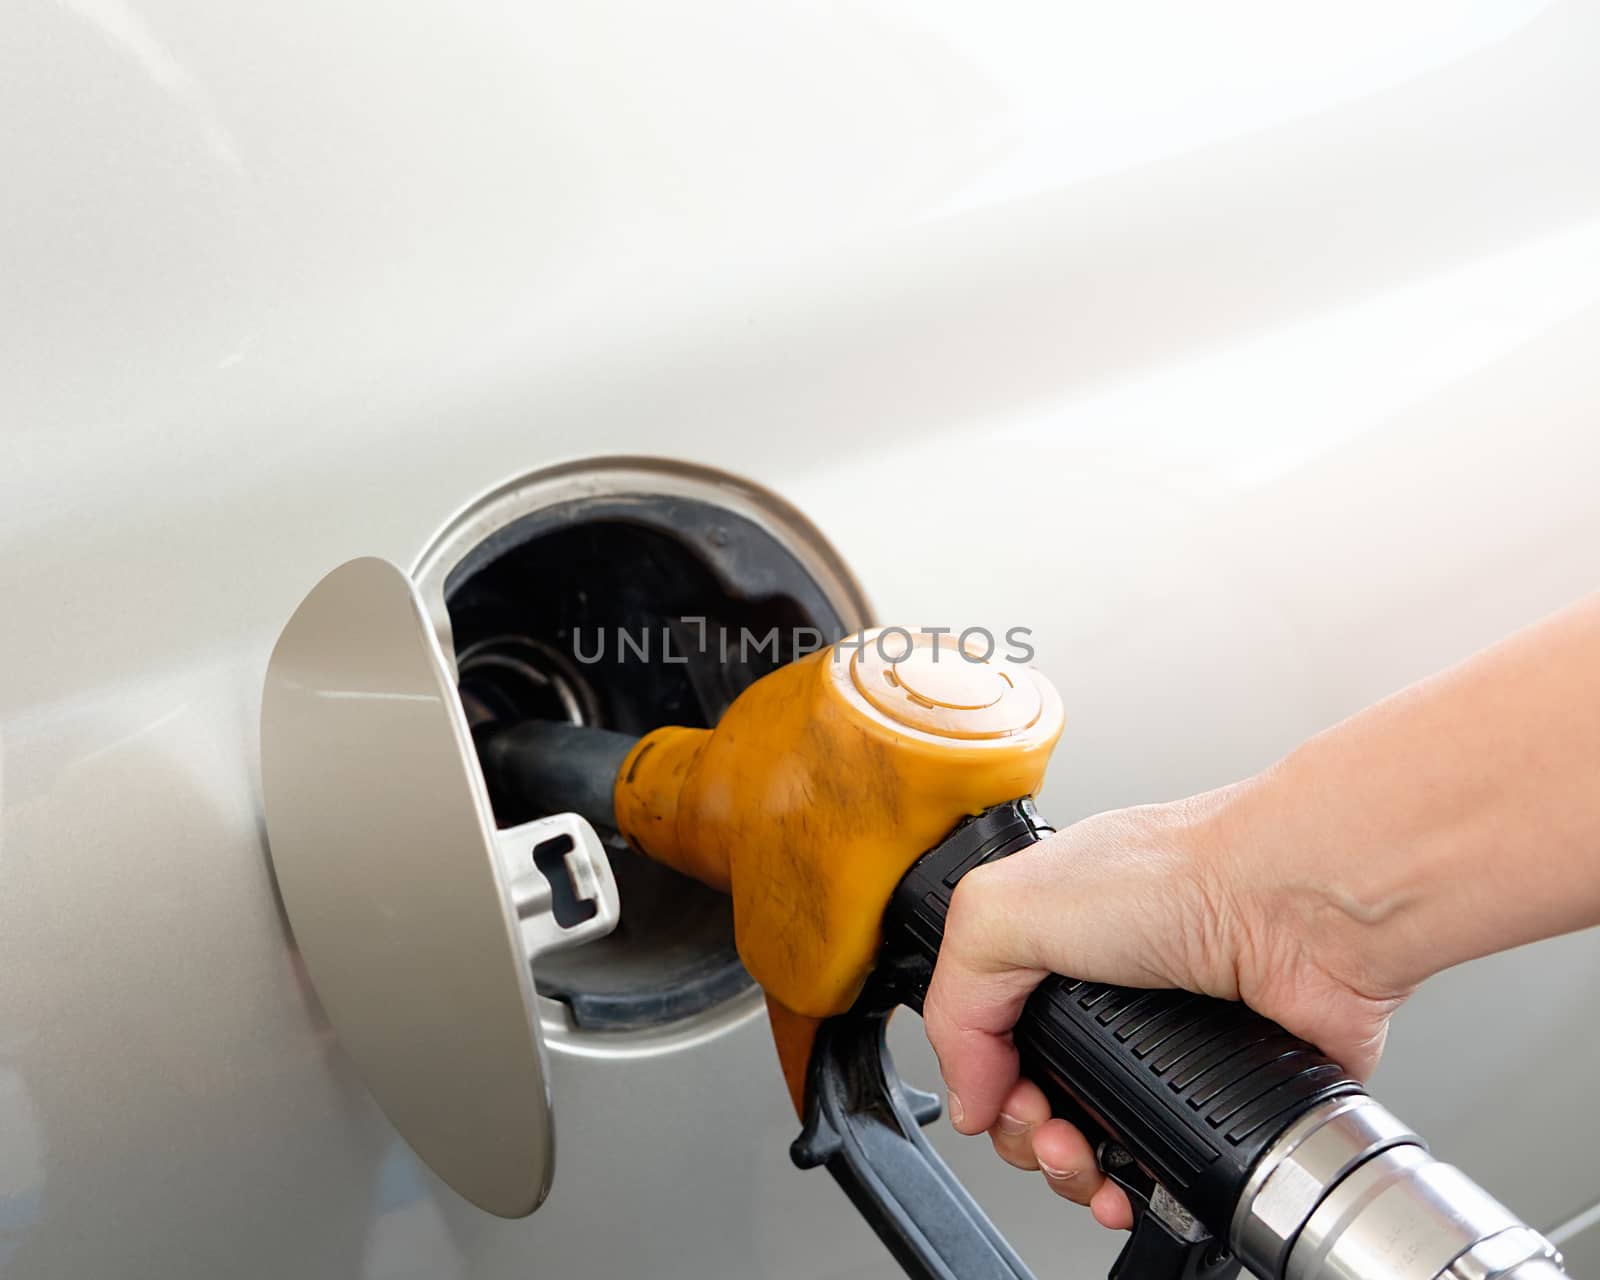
[481,629,1564,1280]
[609,630,1065,1042]
[484,628,1063,1105]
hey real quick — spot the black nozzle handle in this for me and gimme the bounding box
[881,799,1364,1237]
[792,996,1037,1280]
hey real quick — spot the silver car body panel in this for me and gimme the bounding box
[3,2,1599,1275]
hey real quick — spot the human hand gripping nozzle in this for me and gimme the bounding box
[482,629,1566,1280]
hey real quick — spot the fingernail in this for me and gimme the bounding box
[1039,1161,1075,1181]
[996,1112,1032,1136]
[947,1091,965,1128]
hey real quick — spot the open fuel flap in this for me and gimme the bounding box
[260,457,871,1217]
[261,556,620,1218]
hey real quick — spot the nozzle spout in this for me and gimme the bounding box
[478,720,638,833]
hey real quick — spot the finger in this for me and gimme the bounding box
[923,871,1046,1135]
[1090,1180,1135,1231]
[987,1078,1051,1170]
[1031,1118,1105,1207]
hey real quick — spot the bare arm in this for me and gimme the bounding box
[922,594,1600,1227]
[1244,592,1600,991]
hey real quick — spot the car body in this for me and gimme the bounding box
[3,2,1598,1276]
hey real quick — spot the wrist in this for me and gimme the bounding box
[1241,755,1433,992]
[1212,755,1425,1003]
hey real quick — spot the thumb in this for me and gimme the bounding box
[922,873,1047,1135]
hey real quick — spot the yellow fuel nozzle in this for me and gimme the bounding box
[612,628,1065,1112]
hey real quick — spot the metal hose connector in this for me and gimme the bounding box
[1235,1098,1565,1280]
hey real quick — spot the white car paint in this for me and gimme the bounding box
[2,2,1597,1276]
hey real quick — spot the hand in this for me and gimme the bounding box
[921,783,1412,1228]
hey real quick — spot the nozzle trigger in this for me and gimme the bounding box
[1098,1143,1239,1280]
[790,980,1033,1280]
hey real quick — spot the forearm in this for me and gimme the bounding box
[1230,593,1600,993]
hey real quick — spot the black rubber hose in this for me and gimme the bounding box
[478,720,639,832]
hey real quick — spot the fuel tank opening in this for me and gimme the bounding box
[411,459,870,1038]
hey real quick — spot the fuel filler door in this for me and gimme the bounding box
[261,556,619,1217]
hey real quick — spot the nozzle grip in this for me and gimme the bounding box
[792,998,1036,1280]
[882,800,1364,1239]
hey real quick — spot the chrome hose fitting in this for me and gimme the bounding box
[1233,1097,1565,1280]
